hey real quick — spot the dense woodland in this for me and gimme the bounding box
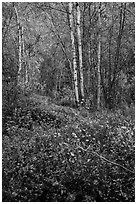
[2,2,135,202]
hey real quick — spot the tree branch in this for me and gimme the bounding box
[76,144,134,174]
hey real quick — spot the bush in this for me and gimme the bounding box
[19,82,44,96]
[2,81,18,112]
[53,86,76,106]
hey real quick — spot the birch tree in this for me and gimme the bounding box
[25,50,29,84]
[76,2,84,101]
[13,4,22,85]
[69,2,79,105]
[97,3,101,110]
[21,26,27,84]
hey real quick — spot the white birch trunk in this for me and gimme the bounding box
[18,27,22,84]
[76,3,84,100]
[69,2,79,104]
[25,50,29,84]
[88,44,91,92]
[21,26,26,84]
[97,4,101,110]
[14,5,22,85]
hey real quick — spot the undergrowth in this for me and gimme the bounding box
[2,96,135,202]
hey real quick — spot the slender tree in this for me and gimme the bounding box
[97,3,101,110]
[13,4,22,84]
[21,26,27,84]
[25,50,29,84]
[69,2,79,105]
[110,3,126,107]
[76,2,84,101]
[107,5,114,109]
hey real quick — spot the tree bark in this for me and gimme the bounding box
[69,2,79,105]
[21,26,27,84]
[13,4,22,85]
[76,2,84,101]
[25,50,29,84]
[88,44,91,93]
[110,3,126,107]
[107,7,114,109]
[97,4,101,110]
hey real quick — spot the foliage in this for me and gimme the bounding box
[56,86,76,107]
[2,2,135,202]
[3,97,135,202]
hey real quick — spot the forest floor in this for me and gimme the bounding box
[2,94,135,202]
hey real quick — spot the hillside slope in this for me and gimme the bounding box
[2,94,135,202]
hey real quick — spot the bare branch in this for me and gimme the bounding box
[76,144,134,174]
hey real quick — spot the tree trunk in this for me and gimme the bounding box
[69,2,79,105]
[21,26,27,84]
[88,44,91,93]
[25,50,29,84]
[76,2,84,101]
[107,8,114,109]
[97,4,101,110]
[13,4,22,85]
[18,26,22,84]
[110,3,126,107]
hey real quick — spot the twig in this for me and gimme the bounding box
[76,144,134,174]
[125,7,135,17]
